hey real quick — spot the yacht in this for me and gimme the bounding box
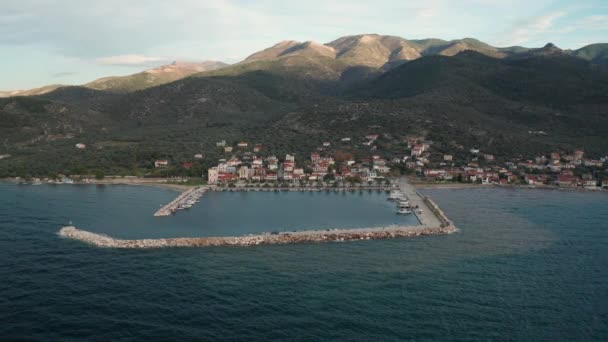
[397,208,412,215]
[388,190,403,200]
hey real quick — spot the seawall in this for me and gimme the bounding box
[58,224,457,249]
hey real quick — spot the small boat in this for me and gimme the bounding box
[397,201,411,208]
[397,208,412,215]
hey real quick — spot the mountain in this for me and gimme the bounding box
[85,60,228,92]
[572,43,608,65]
[0,61,228,98]
[1,35,608,177]
[0,84,64,98]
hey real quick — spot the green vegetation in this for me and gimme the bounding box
[1,41,608,178]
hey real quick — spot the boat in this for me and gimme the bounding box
[388,190,403,200]
[397,201,411,208]
[397,208,412,215]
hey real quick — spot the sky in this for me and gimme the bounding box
[1,0,607,90]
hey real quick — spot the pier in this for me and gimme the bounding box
[154,187,208,217]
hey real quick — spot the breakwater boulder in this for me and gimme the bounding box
[58,224,457,249]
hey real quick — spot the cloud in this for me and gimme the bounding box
[499,11,567,46]
[578,15,608,30]
[51,71,77,78]
[95,55,172,67]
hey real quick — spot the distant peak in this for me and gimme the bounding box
[543,43,558,49]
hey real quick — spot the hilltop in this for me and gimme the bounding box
[1,34,607,178]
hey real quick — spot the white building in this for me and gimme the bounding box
[207,167,219,184]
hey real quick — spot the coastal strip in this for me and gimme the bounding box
[58,224,457,248]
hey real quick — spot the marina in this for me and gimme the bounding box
[59,176,457,248]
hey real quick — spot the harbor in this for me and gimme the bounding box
[60,176,457,248]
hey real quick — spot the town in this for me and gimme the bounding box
[186,134,608,190]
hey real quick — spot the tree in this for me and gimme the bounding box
[95,170,105,180]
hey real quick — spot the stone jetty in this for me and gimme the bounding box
[59,224,457,249]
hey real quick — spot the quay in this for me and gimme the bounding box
[154,186,208,217]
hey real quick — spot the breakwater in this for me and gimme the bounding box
[59,224,457,248]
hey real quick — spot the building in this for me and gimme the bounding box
[238,166,250,179]
[341,137,351,142]
[285,154,295,162]
[154,160,169,168]
[75,143,86,149]
[323,141,331,147]
[237,142,248,148]
[207,167,219,184]
[194,154,204,159]
[216,140,226,147]
[411,144,425,157]
[253,144,262,153]
[483,154,495,161]
[224,146,233,153]
[443,154,453,161]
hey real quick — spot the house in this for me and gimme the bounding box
[75,143,86,149]
[237,142,248,148]
[365,134,380,141]
[469,148,480,154]
[268,160,278,170]
[375,166,391,173]
[556,174,577,187]
[341,137,351,142]
[194,154,204,159]
[444,154,453,161]
[411,144,425,157]
[293,168,304,175]
[154,160,169,168]
[252,157,263,167]
[207,167,219,184]
[285,154,295,162]
[224,146,233,153]
[284,161,295,172]
[584,159,603,167]
[266,174,278,181]
[310,153,321,162]
[182,162,194,170]
[216,140,226,147]
[574,149,585,160]
[323,141,331,147]
[253,144,262,153]
[483,154,495,162]
[0,154,10,160]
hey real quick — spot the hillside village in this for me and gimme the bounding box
[145,132,608,189]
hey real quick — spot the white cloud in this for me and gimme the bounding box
[499,11,567,46]
[578,15,608,30]
[95,54,172,67]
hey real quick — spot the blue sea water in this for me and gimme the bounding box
[1,183,607,341]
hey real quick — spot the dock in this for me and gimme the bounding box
[153,187,208,217]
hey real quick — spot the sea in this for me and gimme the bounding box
[1,183,607,341]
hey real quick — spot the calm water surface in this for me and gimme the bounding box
[1,183,607,341]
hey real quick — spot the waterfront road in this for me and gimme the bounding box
[399,176,442,227]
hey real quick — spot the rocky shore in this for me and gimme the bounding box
[58,224,457,249]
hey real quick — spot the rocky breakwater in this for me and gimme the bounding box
[59,224,457,249]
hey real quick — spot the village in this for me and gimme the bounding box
[8,133,607,191]
[172,134,608,190]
